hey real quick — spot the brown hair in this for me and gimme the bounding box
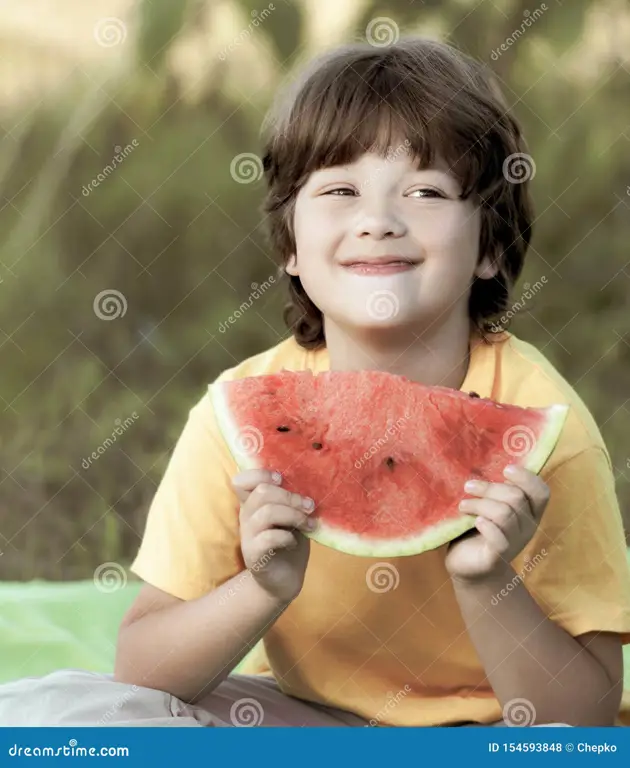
[260,35,535,349]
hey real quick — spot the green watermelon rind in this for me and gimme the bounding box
[210,379,570,558]
[304,515,479,557]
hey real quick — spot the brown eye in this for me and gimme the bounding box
[407,188,444,199]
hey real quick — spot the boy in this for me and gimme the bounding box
[113,36,630,727]
[4,35,625,728]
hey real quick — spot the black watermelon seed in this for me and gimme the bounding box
[276,426,291,432]
[469,391,480,398]
[312,442,323,450]
[385,457,395,469]
[470,467,482,476]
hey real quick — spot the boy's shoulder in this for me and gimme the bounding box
[496,332,611,469]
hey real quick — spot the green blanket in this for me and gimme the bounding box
[1,579,628,688]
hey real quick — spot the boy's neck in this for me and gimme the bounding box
[323,313,474,391]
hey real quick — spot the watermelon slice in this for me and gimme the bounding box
[210,370,568,557]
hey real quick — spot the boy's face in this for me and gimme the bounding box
[286,148,498,334]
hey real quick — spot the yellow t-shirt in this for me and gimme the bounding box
[130,330,630,726]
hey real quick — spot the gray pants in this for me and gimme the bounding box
[0,669,572,727]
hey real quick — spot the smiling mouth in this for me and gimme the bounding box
[342,260,419,274]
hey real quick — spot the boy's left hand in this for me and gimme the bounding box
[445,464,550,583]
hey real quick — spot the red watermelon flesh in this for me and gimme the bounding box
[210,369,569,557]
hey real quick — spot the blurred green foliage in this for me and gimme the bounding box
[0,0,628,581]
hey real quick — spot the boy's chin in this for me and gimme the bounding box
[341,313,424,335]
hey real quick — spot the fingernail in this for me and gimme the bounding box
[504,465,518,476]
[306,518,318,530]
[272,471,282,484]
[458,499,470,511]
[464,480,484,493]
[302,497,315,511]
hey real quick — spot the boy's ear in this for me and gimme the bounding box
[474,252,500,280]
[285,254,299,276]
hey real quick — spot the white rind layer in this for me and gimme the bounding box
[209,380,571,558]
[210,381,261,472]
[305,514,478,557]
[520,403,569,473]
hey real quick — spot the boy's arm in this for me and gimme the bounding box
[115,574,290,704]
[452,567,624,726]
[446,447,630,726]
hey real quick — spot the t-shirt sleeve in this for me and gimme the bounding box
[129,391,245,601]
[514,446,630,643]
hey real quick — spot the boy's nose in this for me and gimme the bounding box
[353,211,407,240]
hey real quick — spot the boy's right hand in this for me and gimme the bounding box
[232,469,316,605]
